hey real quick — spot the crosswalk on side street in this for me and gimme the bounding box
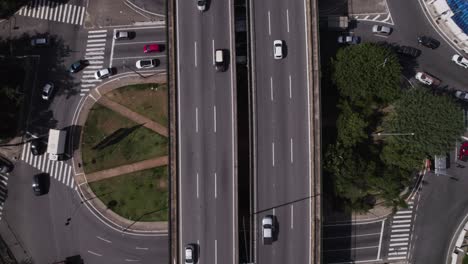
[387,198,416,261]
[16,0,86,26]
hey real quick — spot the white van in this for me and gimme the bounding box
[214,49,227,72]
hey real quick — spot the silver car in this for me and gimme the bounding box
[196,0,206,11]
[42,82,54,100]
[451,54,468,69]
[94,68,112,79]
[372,24,392,35]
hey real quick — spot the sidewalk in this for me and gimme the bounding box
[86,156,168,182]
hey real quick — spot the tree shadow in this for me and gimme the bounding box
[92,124,145,151]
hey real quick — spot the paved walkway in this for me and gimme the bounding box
[86,156,168,182]
[98,96,168,137]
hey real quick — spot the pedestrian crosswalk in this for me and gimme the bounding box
[80,30,108,96]
[386,198,416,261]
[16,0,86,26]
[20,142,77,190]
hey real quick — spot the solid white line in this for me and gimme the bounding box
[89,30,107,33]
[75,6,82,25]
[61,4,67,22]
[67,166,73,186]
[96,236,112,243]
[268,11,271,36]
[392,219,411,224]
[194,41,197,67]
[25,144,31,163]
[195,107,198,133]
[290,138,293,163]
[58,4,64,21]
[88,34,107,39]
[86,43,106,47]
[70,5,76,24]
[214,172,217,198]
[33,155,38,168]
[377,220,384,259]
[394,215,412,219]
[40,0,45,19]
[212,39,215,65]
[391,229,410,233]
[196,172,199,198]
[44,1,50,19]
[79,5,85,25]
[86,48,105,52]
[389,242,408,247]
[21,143,27,160]
[388,256,406,260]
[291,205,294,229]
[270,76,273,101]
[396,210,412,214]
[31,0,38,18]
[215,239,218,264]
[214,106,217,133]
[85,56,104,60]
[391,233,409,238]
[110,29,116,68]
[287,9,290,33]
[82,79,102,83]
[289,74,292,98]
[53,2,58,21]
[390,237,409,242]
[272,142,275,167]
[389,247,408,251]
[46,159,51,173]
[41,156,47,171]
[82,74,95,79]
[87,250,102,257]
[49,159,55,178]
[67,4,73,24]
[85,52,104,56]
[392,224,410,228]
[87,39,106,43]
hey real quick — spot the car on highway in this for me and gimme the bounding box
[337,34,360,45]
[114,31,131,40]
[30,139,45,156]
[415,72,440,86]
[41,82,54,100]
[30,37,48,47]
[214,49,227,71]
[32,173,48,196]
[144,44,162,53]
[69,60,87,73]
[459,141,468,161]
[372,24,392,35]
[184,244,197,263]
[196,0,206,11]
[418,36,440,49]
[396,46,421,58]
[94,68,113,79]
[262,215,275,244]
[136,59,158,69]
[273,40,283,59]
[451,54,468,69]
[0,159,13,174]
[455,90,468,101]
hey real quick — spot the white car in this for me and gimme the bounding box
[415,72,440,86]
[372,25,392,35]
[451,54,468,69]
[273,40,283,60]
[94,68,112,79]
[184,244,197,263]
[262,215,275,244]
[114,31,130,40]
[41,82,54,100]
[196,0,206,11]
[136,59,157,69]
[455,91,468,102]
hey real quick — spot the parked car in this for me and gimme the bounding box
[136,59,158,69]
[262,215,275,244]
[415,72,440,86]
[0,159,13,174]
[30,139,45,156]
[196,0,206,11]
[455,91,468,101]
[41,82,54,100]
[184,244,197,263]
[417,36,440,49]
[451,54,468,69]
[337,34,360,45]
[114,31,131,40]
[273,40,284,59]
[94,68,113,79]
[459,141,468,161]
[31,37,48,46]
[69,60,87,73]
[396,46,421,58]
[144,44,162,53]
[32,173,48,196]
[372,25,392,35]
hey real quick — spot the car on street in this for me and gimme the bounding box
[69,60,86,73]
[337,34,361,45]
[418,36,440,49]
[214,49,227,71]
[262,215,275,244]
[459,141,468,161]
[114,31,131,40]
[184,244,197,263]
[94,68,113,79]
[455,90,468,101]
[273,40,284,59]
[30,37,48,46]
[144,44,162,53]
[196,0,206,11]
[32,173,48,196]
[0,159,13,174]
[30,139,45,156]
[41,82,54,100]
[396,46,421,58]
[451,54,468,69]
[415,72,441,86]
[136,59,158,69]
[372,25,392,35]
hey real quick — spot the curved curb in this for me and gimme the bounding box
[445,213,468,264]
[70,73,169,235]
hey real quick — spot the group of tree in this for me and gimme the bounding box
[325,43,464,211]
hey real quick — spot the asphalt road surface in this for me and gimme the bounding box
[251,0,312,263]
[176,0,237,264]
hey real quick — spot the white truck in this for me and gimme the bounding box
[47,129,67,161]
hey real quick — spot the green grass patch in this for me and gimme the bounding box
[105,83,168,127]
[89,166,168,221]
[82,104,168,173]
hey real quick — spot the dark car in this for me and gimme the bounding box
[396,46,421,58]
[32,173,49,196]
[0,159,13,174]
[337,34,361,45]
[30,139,45,156]
[418,36,440,49]
[69,60,87,73]
[184,243,198,263]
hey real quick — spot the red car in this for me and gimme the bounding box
[144,44,162,53]
[459,141,468,161]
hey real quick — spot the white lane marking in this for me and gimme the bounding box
[87,43,106,47]
[391,224,410,228]
[87,250,102,257]
[195,107,198,133]
[391,229,410,233]
[21,143,27,160]
[214,172,217,198]
[390,237,409,242]
[110,29,116,68]
[389,246,408,251]
[268,11,271,36]
[212,39,215,65]
[286,9,290,33]
[53,3,59,21]
[373,14,381,21]
[194,41,197,67]
[213,106,217,133]
[88,34,107,38]
[86,66,102,69]
[96,236,112,243]
[388,256,407,260]
[88,60,104,65]
[376,220,385,260]
[70,5,76,24]
[57,162,63,182]
[135,247,148,250]
[75,6,82,25]
[89,30,107,33]
[44,1,50,19]
[86,48,105,52]
[270,77,273,101]
[67,166,73,186]
[66,4,72,24]
[87,39,106,43]
[58,4,63,21]
[396,210,412,214]
[290,138,293,163]
[40,0,45,19]
[272,142,275,167]
[196,172,199,198]
[79,5,85,25]
[389,242,408,247]
[392,219,411,224]
[393,215,412,219]
[290,205,294,229]
[272,208,276,215]
[215,239,218,264]
[289,74,292,98]
[391,233,410,238]
[85,56,105,60]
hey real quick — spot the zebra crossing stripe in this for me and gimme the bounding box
[87,39,106,43]
[89,30,108,33]
[75,7,82,25]
[21,143,27,161]
[390,237,409,242]
[389,252,407,256]
[393,219,411,224]
[46,158,51,172]
[86,47,105,52]
[389,242,408,247]
[59,4,64,22]
[45,1,50,19]
[87,43,106,47]
[68,166,73,186]
[40,157,46,171]
[391,229,410,233]
[391,233,409,238]
[396,210,412,214]
[58,162,64,182]
[392,224,410,228]
[54,2,59,21]
[394,215,412,219]
[88,34,107,39]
